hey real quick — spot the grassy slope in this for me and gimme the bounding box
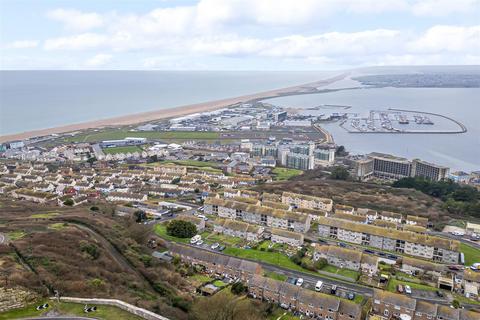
[460,243,480,266]
[0,301,142,320]
[272,167,303,181]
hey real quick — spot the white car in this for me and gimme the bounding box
[190,235,201,244]
[296,278,304,286]
[197,214,208,221]
[405,285,412,294]
[196,240,204,245]
[315,280,323,292]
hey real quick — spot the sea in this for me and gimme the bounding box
[0,70,333,135]
[0,70,479,172]
[264,87,480,172]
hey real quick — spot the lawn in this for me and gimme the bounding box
[7,231,26,241]
[188,274,214,285]
[321,265,360,281]
[102,145,144,154]
[223,247,306,272]
[272,167,303,181]
[460,243,480,266]
[204,233,245,246]
[30,212,59,219]
[212,280,227,287]
[153,224,190,244]
[264,271,288,281]
[64,129,220,143]
[0,301,142,320]
[386,278,437,292]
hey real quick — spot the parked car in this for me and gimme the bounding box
[363,249,375,254]
[197,214,208,221]
[338,242,347,248]
[190,235,201,244]
[347,293,355,300]
[315,281,323,292]
[330,285,337,294]
[218,245,226,251]
[405,285,412,294]
[296,278,304,286]
[397,284,404,293]
[436,290,444,297]
[387,254,398,260]
[196,240,204,245]
[211,243,220,250]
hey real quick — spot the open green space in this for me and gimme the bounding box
[0,301,142,320]
[64,129,220,143]
[460,243,480,266]
[272,167,303,181]
[102,145,144,154]
[264,271,288,282]
[153,224,190,244]
[188,274,213,284]
[7,231,26,241]
[321,265,360,281]
[386,278,437,292]
[212,280,227,287]
[29,212,59,219]
[204,233,245,246]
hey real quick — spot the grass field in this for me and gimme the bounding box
[204,233,245,246]
[386,278,437,292]
[188,274,213,284]
[460,243,480,266]
[272,167,303,181]
[7,231,26,241]
[102,145,144,154]
[153,224,191,244]
[29,212,59,219]
[223,247,307,272]
[264,271,288,281]
[0,301,142,320]
[64,129,220,143]
[321,265,360,281]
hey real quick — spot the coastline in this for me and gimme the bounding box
[0,73,347,144]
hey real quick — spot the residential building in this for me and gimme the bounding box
[316,216,460,264]
[106,192,148,202]
[281,191,333,212]
[270,228,304,247]
[314,245,362,271]
[213,218,264,242]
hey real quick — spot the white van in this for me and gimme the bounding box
[190,235,202,244]
[315,280,323,292]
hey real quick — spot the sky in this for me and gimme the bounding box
[0,0,479,70]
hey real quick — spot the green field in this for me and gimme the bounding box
[30,212,59,219]
[7,231,26,241]
[223,247,307,272]
[386,278,437,292]
[272,167,303,181]
[153,224,191,244]
[48,223,69,230]
[0,301,142,320]
[64,129,220,143]
[102,145,144,154]
[460,243,480,266]
[264,271,288,281]
[204,233,245,246]
[188,274,213,284]
[321,265,360,281]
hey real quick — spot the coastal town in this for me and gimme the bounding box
[0,99,479,320]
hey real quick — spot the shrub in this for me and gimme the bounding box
[231,282,247,295]
[79,241,100,260]
[166,220,197,238]
[314,258,327,270]
[63,198,74,206]
[90,206,99,211]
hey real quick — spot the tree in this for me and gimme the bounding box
[86,156,96,165]
[90,206,99,211]
[335,145,348,157]
[79,241,99,260]
[134,210,146,223]
[63,198,74,206]
[166,220,197,238]
[452,299,460,309]
[231,282,247,295]
[330,166,349,180]
[314,258,327,270]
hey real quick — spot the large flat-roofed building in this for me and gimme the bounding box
[281,191,333,212]
[204,197,311,233]
[411,159,449,181]
[369,152,412,180]
[286,153,314,170]
[352,157,374,181]
[316,216,459,264]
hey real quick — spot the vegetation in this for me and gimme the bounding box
[102,145,144,154]
[166,220,197,238]
[393,177,480,218]
[460,243,480,266]
[320,265,359,281]
[153,223,190,243]
[65,129,220,143]
[386,278,437,292]
[330,166,350,180]
[224,247,307,272]
[272,167,303,181]
[30,212,59,219]
[335,145,348,157]
[0,301,143,320]
[63,198,74,206]
[231,282,247,294]
[264,271,288,281]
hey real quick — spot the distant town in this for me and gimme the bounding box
[0,100,479,320]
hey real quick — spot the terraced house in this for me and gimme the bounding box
[204,197,311,233]
[316,216,459,264]
[213,218,264,242]
[372,290,478,320]
[169,244,262,281]
[248,275,361,320]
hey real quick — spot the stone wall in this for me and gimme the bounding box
[58,297,170,320]
[0,287,37,313]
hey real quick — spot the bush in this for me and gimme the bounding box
[330,166,349,180]
[63,198,74,206]
[231,281,247,295]
[166,220,197,238]
[301,258,316,271]
[79,241,100,260]
[314,258,327,270]
[90,206,99,211]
